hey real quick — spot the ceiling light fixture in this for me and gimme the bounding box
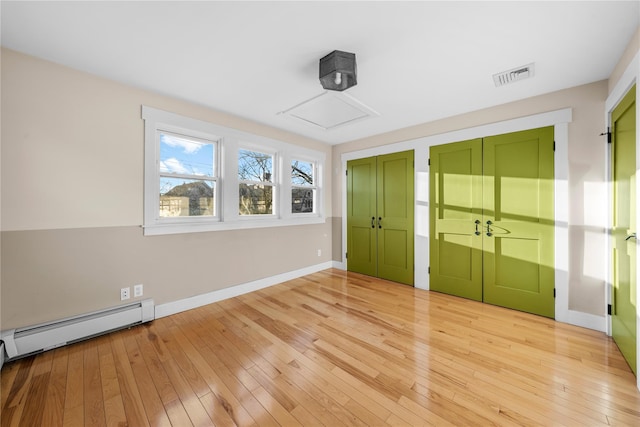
[319,50,357,91]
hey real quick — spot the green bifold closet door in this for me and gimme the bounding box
[611,85,637,375]
[347,150,414,285]
[429,127,555,318]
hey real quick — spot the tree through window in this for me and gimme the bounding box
[291,159,315,213]
[238,149,275,215]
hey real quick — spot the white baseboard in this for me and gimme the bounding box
[558,310,606,332]
[155,261,334,319]
[332,260,346,270]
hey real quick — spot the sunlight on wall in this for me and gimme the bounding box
[583,229,607,281]
[583,181,607,227]
[416,171,429,238]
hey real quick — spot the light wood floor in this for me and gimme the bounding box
[2,269,639,426]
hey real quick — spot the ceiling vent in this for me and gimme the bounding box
[493,63,535,87]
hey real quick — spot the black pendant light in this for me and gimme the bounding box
[319,50,357,91]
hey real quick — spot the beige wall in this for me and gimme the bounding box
[609,26,639,94]
[1,48,332,329]
[332,81,609,316]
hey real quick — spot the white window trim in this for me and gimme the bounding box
[238,146,278,219]
[156,129,220,222]
[289,157,319,217]
[142,106,325,236]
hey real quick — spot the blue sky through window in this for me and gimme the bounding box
[159,132,214,177]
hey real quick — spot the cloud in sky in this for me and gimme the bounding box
[160,157,189,174]
[161,133,204,154]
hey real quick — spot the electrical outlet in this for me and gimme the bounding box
[317,249,322,257]
[120,287,130,301]
[134,284,143,298]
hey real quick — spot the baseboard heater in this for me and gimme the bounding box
[1,299,154,363]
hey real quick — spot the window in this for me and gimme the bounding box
[159,132,218,218]
[238,149,275,216]
[291,159,316,214]
[143,106,325,235]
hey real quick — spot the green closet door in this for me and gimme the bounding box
[347,156,377,277]
[377,151,415,285]
[429,139,483,300]
[482,127,555,318]
[347,151,415,285]
[612,85,636,375]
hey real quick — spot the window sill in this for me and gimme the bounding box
[143,215,325,236]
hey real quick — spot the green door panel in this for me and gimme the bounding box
[429,139,483,301]
[347,151,415,285]
[378,151,415,285]
[483,126,555,318]
[347,157,377,277]
[612,85,637,375]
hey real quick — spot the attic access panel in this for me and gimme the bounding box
[279,91,379,130]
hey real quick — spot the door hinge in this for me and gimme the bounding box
[345,252,348,259]
[346,170,348,176]
[428,266,430,274]
[600,127,612,143]
[607,304,612,315]
[428,158,430,166]
[553,141,556,151]
[553,288,556,298]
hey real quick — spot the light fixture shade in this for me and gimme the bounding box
[319,50,357,91]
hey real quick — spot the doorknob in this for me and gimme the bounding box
[474,219,481,236]
[378,217,382,229]
[486,220,493,237]
[625,232,636,241]
[371,217,375,229]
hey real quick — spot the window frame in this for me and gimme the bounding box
[237,145,278,218]
[157,129,220,222]
[142,106,325,236]
[290,157,318,216]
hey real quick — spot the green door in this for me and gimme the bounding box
[347,151,414,285]
[346,156,377,277]
[377,151,415,285]
[429,139,483,301]
[612,85,637,375]
[483,127,555,318]
[429,127,555,318]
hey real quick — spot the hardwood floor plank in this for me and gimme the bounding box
[109,333,153,427]
[96,337,127,427]
[1,360,20,409]
[2,268,639,426]
[199,392,242,427]
[18,372,49,427]
[167,319,260,427]
[1,357,34,427]
[83,343,106,427]
[250,386,302,427]
[40,347,69,427]
[62,405,84,427]
[64,343,84,417]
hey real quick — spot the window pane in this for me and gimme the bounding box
[160,177,215,217]
[239,149,273,182]
[291,160,314,186]
[239,183,273,215]
[160,132,214,177]
[292,188,314,213]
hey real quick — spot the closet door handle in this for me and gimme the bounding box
[474,219,481,236]
[486,220,493,237]
[378,217,382,229]
[371,217,375,228]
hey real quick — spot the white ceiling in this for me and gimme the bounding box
[2,1,638,145]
